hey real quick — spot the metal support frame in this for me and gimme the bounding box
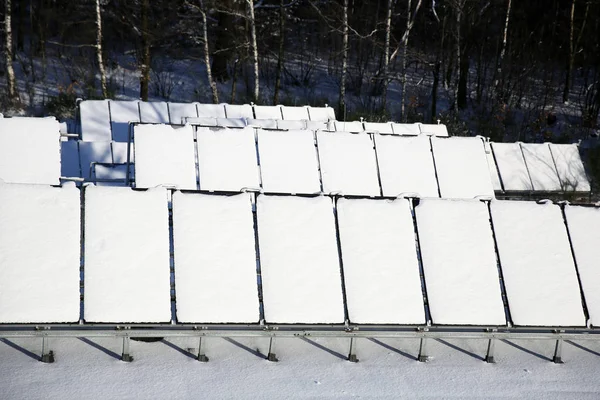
[486,339,496,363]
[197,336,209,362]
[553,330,565,364]
[267,336,278,362]
[121,336,133,362]
[347,337,359,363]
[41,336,54,363]
[418,328,429,362]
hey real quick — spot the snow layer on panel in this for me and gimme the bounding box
[61,141,81,179]
[490,200,585,327]
[257,195,345,323]
[109,101,140,142]
[308,106,336,121]
[80,100,112,141]
[253,105,283,120]
[185,117,217,126]
[172,192,260,323]
[246,118,277,129]
[306,120,329,130]
[134,124,196,190]
[139,101,169,124]
[334,121,364,132]
[84,186,171,323]
[483,141,503,191]
[197,103,226,118]
[257,129,321,194]
[216,118,246,128]
[225,104,254,119]
[0,116,59,135]
[491,142,532,191]
[391,123,421,136]
[0,183,80,323]
[281,105,309,120]
[78,141,112,180]
[415,199,506,325]
[168,102,198,124]
[521,143,562,191]
[112,142,134,164]
[317,131,380,196]
[374,134,439,197]
[564,205,600,325]
[431,137,495,198]
[337,198,425,324]
[277,119,306,130]
[93,164,127,186]
[549,144,590,192]
[419,124,449,137]
[0,126,60,185]
[364,122,394,134]
[197,127,260,192]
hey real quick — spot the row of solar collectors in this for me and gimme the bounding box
[486,141,590,193]
[1,182,596,327]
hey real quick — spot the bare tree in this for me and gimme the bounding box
[139,0,151,101]
[95,0,107,98]
[399,0,422,121]
[563,0,590,104]
[4,0,17,101]
[200,0,219,103]
[494,0,512,103]
[273,0,285,105]
[339,0,348,119]
[246,0,259,103]
[381,0,393,112]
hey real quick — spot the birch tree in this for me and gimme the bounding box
[339,0,348,119]
[399,0,422,121]
[563,0,590,104]
[273,0,285,105]
[95,0,107,98]
[381,0,393,112]
[246,0,259,103]
[139,0,150,101]
[200,0,219,103]
[494,0,512,103]
[4,0,17,101]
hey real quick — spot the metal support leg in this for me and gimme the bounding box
[347,337,359,363]
[40,336,54,363]
[418,337,429,362]
[267,337,278,362]
[197,337,209,362]
[121,337,133,362]
[553,338,563,364]
[485,338,496,363]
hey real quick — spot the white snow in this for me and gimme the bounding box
[491,142,532,191]
[257,195,345,323]
[564,205,600,326]
[0,118,61,185]
[172,192,260,323]
[225,104,254,119]
[196,103,226,118]
[111,141,134,164]
[374,134,439,197]
[336,198,425,324]
[216,118,247,128]
[521,143,562,191]
[109,100,140,142]
[139,101,170,124]
[168,102,198,125]
[0,183,80,322]
[317,131,380,196]
[549,144,590,192]
[431,137,495,199]
[197,127,260,192]
[281,105,310,120]
[78,141,112,180]
[257,129,321,194]
[184,117,217,126]
[363,122,394,134]
[306,120,329,130]
[246,118,278,129]
[333,121,364,132]
[419,123,449,137]
[415,198,506,325]
[253,105,283,120]
[391,123,421,136]
[277,119,307,130]
[80,100,112,141]
[61,141,81,178]
[83,186,171,323]
[308,106,335,121]
[490,200,586,327]
[93,164,127,186]
[134,124,197,190]
[483,140,503,191]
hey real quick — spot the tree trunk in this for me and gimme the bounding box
[212,0,235,82]
[431,14,447,123]
[5,0,17,101]
[399,0,422,121]
[563,0,576,104]
[338,0,348,119]
[495,0,512,103]
[247,0,259,103]
[95,0,108,98]
[139,0,151,101]
[273,0,285,105]
[381,0,393,113]
[200,1,219,103]
[453,0,463,110]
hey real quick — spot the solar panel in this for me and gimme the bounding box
[415,199,506,325]
[92,164,127,186]
[134,124,197,190]
[333,121,364,133]
[168,102,198,124]
[253,105,283,120]
[257,195,345,324]
[483,141,503,191]
[196,103,226,118]
[391,123,420,136]
[78,142,112,180]
[419,123,449,137]
[246,118,277,129]
[363,122,394,134]
[276,119,306,130]
[112,142,134,164]
[216,118,247,128]
[0,183,81,323]
[61,141,81,179]
[374,134,439,197]
[431,137,495,199]
[257,129,321,194]
[306,120,330,130]
[521,143,562,191]
[490,143,532,191]
[225,104,254,119]
[139,101,169,124]
[281,105,310,120]
[564,205,600,325]
[197,127,260,192]
[80,100,112,141]
[490,200,586,327]
[337,198,425,324]
[307,106,335,121]
[0,118,61,185]
[549,144,590,192]
[317,131,380,196]
[172,192,260,323]
[109,101,140,142]
[84,186,171,323]
[185,117,218,126]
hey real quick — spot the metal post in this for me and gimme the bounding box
[418,337,429,362]
[486,338,496,363]
[197,337,209,362]
[347,337,359,363]
[553,338,564,364]
[40,336,54,363]
[267,336,278,362]
[121,336,133,362]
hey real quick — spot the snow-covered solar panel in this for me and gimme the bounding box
[61,141,81,179]
[415,199,506,325]
[491,142,531,191]
[276,119,306,130]
[419,123,449,137]
[363,122,394,134]
[564,205,600,325]
[257,129,321,194]
[374,134,439,197]
[84,186,171,323]
[0,183,80,323]
[197,127,260,192]
[0,118,61,185]
[253,105,283,120]
[337,198,425,324]
[225,104,254,119]
[168,102,198,125]
[306,120,329,130]
[521,143,562,191]
[317,131,380,196]
[333,121,364,133]
[246,118,277,129]
[281,105,310,120]
[109,101,140,142]
[78,142,113,180]
[490,201,586,327]
[112,142,134,164]
[391,123,420,136]
[484,141,503,191]
[173,192,260,323]
[92,164,127,186]
[308,106,335,121]
[216,118,246,128]
[431,137,495,199]
[80,100,112,141]
[134,124,196,190]
[549,144,590,192]
[197,103,226,118]
[185,117,217,127]
[257,195,345,324]
[139,101,169,124]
